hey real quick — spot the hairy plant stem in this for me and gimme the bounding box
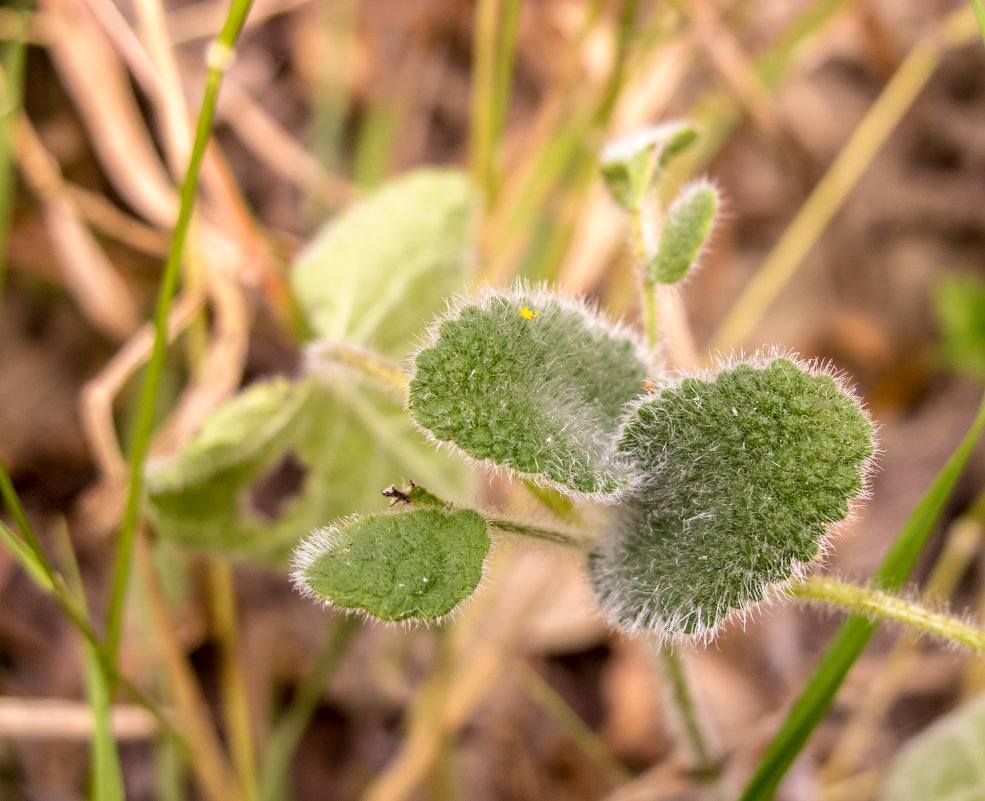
[305,340,408,396]
[795,577,985,653]
[487,516,591,550]
[106,0,256,666]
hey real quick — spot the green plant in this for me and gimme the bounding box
[115,123,985,801]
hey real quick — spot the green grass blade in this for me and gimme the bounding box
[0,0,29,333]
[105,0,256,663]
[971,0,985,47]
[85,644,125,801]
[0,460,59,586]
[739,390,985,801]
[0,518,54,590]
[54,523,125,801]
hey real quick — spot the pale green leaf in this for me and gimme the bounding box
[935,274,985,383]
[292,506,490,623]
[146,374,466,563]
[879,692,985,801]
[291,168,478,358]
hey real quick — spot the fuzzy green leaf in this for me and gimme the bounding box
[647,181,718,285]
[292,506,490,623]
[291,168,478,358]
[600,122,699,211]
[409,287,650,498]
[878,693,985,801]
[146,375,466,563]
[590,357,874,639]
[935,274,985,383]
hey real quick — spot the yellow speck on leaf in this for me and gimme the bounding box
[520,307,539,319]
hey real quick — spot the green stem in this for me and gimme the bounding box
[106,0,256,664]
[655,644,720,783]
[487,516,590,550]
[54,522,124,801]
[258,617,358,801]
[305,340,407,396]
[794,577,985,653]
[0,521,181,744]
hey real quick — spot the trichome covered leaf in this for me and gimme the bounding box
[600,121,699,211]
[647,180,718,285]
[292,505,490,623]
[291,168,477,358]
[589,356,874,640]
[409,286,651,498]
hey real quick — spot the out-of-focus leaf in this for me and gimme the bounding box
[878,692,985,801]
[647,180,718,285]
[599,122,699,211]
[291,168,478,358]
[146,375,466,564]
[935,274,985,383]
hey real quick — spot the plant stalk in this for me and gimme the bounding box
[794,577,985,653]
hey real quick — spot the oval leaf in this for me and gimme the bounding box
[292,507,490,623]
[409,286,651,498]
[589,356,875,639]
[647,180,718,285]
[291,168,478,358]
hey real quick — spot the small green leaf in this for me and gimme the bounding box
[292,506,490,623]
[291,168,478,359]
[409,286,651,498]
[647,180,718,285]
[590,356,874,639]
[934,274,985,383]
[146,374,467,563]
[600,122,699,211]
[878,692,985,801]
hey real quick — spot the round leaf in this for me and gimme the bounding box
[409,287,651,498]
[292,507,490,623]
[589,357,875,639]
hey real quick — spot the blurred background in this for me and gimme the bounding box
[2,0,985,799]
